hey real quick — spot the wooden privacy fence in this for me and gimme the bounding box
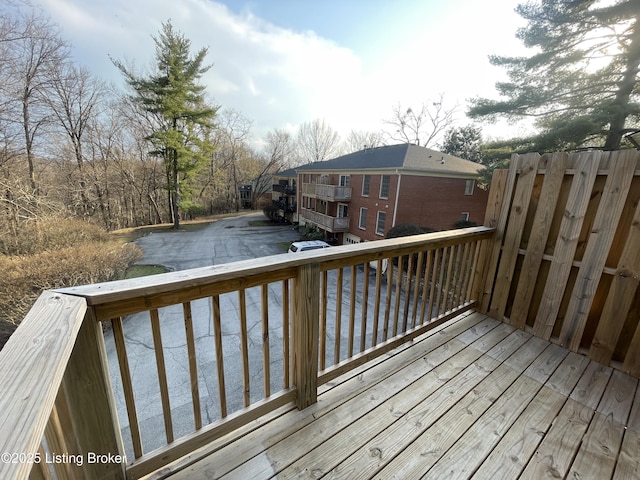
[480,149,640,376]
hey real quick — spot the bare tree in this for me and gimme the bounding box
[296,118,341,165]
[343,129,386,153]
[5,9,69,191]
[384,94,457,147]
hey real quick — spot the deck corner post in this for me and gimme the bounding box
[62,307,126,480]
[293,262,320,409]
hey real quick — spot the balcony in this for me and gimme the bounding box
[272,184,296,195]
[2,149,640,480]
[302,182,352,201]
[301,208,349,232]
[273,199,296,213]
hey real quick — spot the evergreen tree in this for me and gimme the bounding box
[439,125,483,163]
[469,0,640,151]
[112,21,217,228]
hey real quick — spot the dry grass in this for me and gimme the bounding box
[0,219,143,349]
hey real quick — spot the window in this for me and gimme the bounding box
[465,179,475,195]
[338,203,348,218]
[376,211,386,236]
[380,175,390,199]
[339,175,350,187]
[359,207,367,229]
[362,175,371,196]
[460,212,470,222]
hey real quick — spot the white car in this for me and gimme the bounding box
[288,240,330,253]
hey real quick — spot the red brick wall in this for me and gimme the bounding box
[297,172,488,244]
[395,176,488,231]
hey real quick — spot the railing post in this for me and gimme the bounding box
[293,262,320,409]
[61,308,126,479]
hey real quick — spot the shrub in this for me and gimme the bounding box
[385,223,426,239]
[454,219,478,229]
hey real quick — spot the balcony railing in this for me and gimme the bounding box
[301,208,350,232]
[302,183,351,201]
[0,226,492,480]
[272,184,296,195]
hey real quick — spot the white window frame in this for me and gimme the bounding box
[465,179,475,195]
[379,175,390,199]
[460,212,470,222]
[362,175,371,196]
[359,207,367,230]
[338,203,348,218]
[375,211,386,236]
[339,174,350,187]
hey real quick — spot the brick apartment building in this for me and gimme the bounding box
[294,143,489,244]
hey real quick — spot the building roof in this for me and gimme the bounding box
[295,144,482,177]
[273,167,298,178]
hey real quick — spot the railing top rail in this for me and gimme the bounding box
[56,227,494,315]
[0,292,87,480]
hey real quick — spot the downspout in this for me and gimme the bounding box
[392,170,401,227]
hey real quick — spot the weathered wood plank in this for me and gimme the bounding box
[182,302,202,430]
[211,295,227,417]
[480,159,521,313]
[261,284,270,397]
[568,370,638,479]
[370,335,546,479]
[293,263,320,409]
[489,152,541,321]
[238,289,250,408]
[560,150,637,351]
[112,315,143,459]
[533,151,600,340]
[150,308,174,442]
[168,313,487,479]
[0,292,87,480]
[425,343,566,480]
[520,361,612,479]
[614,382,640,480]
[510,152,569,328]
[590,191,640,365]
[473,352,589,479]
[225,317,513,479]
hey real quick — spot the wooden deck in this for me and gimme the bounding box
[150,311,640,480]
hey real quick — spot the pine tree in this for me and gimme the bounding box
[469,0,640,151]
[112,21,217,228]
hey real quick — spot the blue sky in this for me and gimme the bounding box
[35,0,529,147]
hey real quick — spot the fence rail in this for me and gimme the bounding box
[0,225,492,479]
[481,149,640,376]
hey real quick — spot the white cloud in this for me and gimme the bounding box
[38,0,528,147]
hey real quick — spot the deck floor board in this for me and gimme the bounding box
[157,313,640,480]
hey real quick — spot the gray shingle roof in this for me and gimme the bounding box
[295,144,482,176]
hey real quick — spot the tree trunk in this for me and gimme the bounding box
[604,12,640,150]
[171,150,180,229]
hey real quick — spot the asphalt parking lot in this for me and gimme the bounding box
[105,212,330,457]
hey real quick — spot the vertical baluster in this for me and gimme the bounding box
[411,251,424,328]
[281,280,290,389]
[348,265,357,358]
[334,268,344,365]
[467,240,482,302]
[392,256,403,336]
[182,302,202,430]
[428,249,440,322]
[261,285,271,398]
[360,262,370,353]
[383,260,394,341]
[434,247,449,317]
[211,295,227,417]
[419,250,433,325]
[320,271,328,370]
[149,309,173,443]
[44,404,73,479]
[112,317,143,458]
[456,242,472,307]
[372,259,383,347]
[31,444,52,480]
[238,289,250,407]
[402,253,414,332]
[444,244,460,313]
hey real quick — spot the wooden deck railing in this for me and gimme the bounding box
[0,226,493,479]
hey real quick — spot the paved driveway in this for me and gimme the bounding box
[105,212,302,457]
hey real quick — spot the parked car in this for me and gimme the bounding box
[288,240,330,253]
